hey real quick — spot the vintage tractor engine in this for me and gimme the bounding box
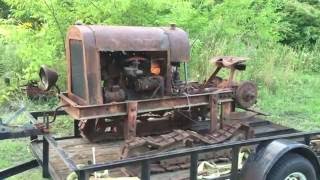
[39,25,258,144]
[101,55,165,102]
[65,25,189,106]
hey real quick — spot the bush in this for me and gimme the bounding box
[280,0,320,47]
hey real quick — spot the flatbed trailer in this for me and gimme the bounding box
[1,110,318,180]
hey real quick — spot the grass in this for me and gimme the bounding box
[0,139,42,180]
[258,72,320,131]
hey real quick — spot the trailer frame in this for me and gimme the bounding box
[20,110,320,180]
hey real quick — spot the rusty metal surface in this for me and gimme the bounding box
[69,88,233,142]
[235,81,258,108]
[212,56,248,68]
[65,25,190,106]
[68,25,190,62]
[103,86,126,103]
[39,65,59,91]
[60,90,234,120]
[21,82,54,99]
[120,121,252,176]
[161,25,190,62]
[209,95,218,132]
[124,101,138,140]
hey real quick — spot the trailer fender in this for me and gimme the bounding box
[240,139,320,180]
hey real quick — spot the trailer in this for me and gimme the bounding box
[1,109,320,180]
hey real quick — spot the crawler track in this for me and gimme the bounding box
[120,121,252,176]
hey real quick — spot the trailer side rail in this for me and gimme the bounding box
[29,110,320,180]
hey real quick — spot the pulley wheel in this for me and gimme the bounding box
[235,81,257,108]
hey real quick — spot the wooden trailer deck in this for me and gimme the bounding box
[31,138,125,179]
[30,137,194,180]
[30,117,297,180]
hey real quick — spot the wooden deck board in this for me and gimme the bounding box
[31,138,124,179]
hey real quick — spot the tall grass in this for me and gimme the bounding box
[189,31,320,94]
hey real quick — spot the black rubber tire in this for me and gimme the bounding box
[267,153,317,180]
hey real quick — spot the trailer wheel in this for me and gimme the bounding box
[267,153,316,180]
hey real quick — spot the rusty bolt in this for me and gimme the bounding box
[170,23,176,30]
[75,20,83,25]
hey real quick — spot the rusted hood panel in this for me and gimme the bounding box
[93,25,169,51]
[67,25,190,62]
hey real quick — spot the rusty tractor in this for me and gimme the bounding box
[39,24,259,176]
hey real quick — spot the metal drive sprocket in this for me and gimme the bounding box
[235,81,258,108]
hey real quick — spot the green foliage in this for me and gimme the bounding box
[0,0,10,18]
[280,0,320,47]
[0,0,319,105]
[211,0,283,42]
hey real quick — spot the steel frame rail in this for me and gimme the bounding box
[28,110,320,180]
[0,160,39,179]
